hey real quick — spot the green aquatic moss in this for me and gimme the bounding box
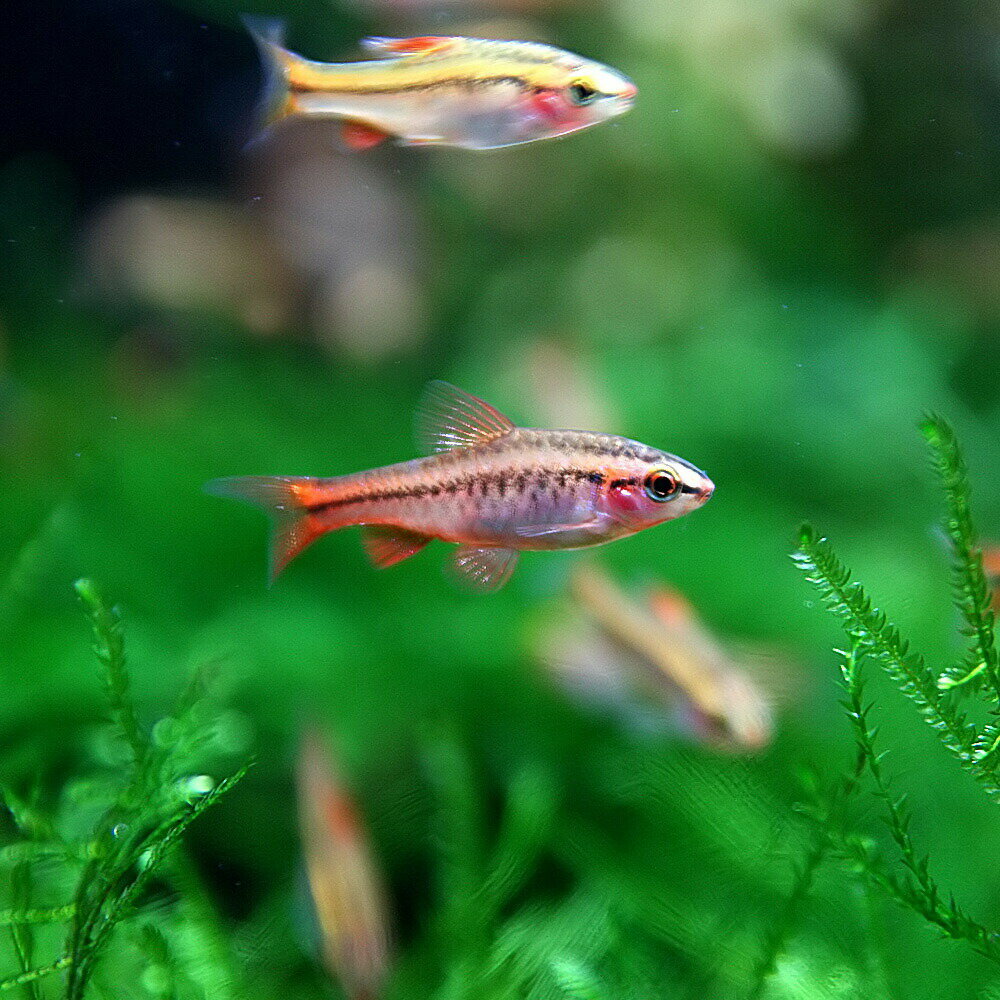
[785,416,1000,985]
[0,580,248,998]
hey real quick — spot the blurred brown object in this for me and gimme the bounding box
[84,196,297,335]
[249,123,428,361]
[902,223,1000,322]
[297,728,391,999]
[542,564,774,752]
[521,337,619,432]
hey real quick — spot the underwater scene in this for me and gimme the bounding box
[5,0,1000,996]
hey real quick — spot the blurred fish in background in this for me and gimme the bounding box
[983,547,1000,612]
[297,728,392,999]
[247,24,636,150]
[539,564,776,752]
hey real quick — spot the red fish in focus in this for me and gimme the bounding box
[297,730,390,999]
[206,382,714,591]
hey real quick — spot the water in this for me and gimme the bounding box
[1,0,999,997]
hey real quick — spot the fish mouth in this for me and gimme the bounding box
[617,82,638,108]
[698,478,715,503]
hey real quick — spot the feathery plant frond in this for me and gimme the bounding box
[0,578,249,998]
[829,642,1000,962]
[791,417,1000,969]
[6,863,42,1000]
[921,414,1000,702]
[747,837,827,999]
[792,525,993,794]
[74,578,145,766]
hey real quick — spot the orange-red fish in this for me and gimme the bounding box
[247,23,637,150]
[206,381,714,592]
[297,729,390,999]
[543,565,773,751]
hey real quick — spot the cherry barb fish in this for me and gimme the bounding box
[297,730,390,999]
[206,382,714,592]
[247,22,637,150]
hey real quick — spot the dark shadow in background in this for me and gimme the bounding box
[0,0,258,206]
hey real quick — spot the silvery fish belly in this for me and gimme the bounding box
[297,84,531,149]
[206,382,713,592]
[246,26,638,150]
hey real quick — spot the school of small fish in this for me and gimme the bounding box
[214,19,743,990]
[207,381,713,591]
[247,22,637,149]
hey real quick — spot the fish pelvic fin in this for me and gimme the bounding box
[341,120,391,150]
[242,16,300,135]
[205,475,325,584]
[448,546,519,593]
[360,526,431,568]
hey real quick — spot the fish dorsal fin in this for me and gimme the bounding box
[449,546,519,592]
[361,36,455,57]
[415,381,515,455]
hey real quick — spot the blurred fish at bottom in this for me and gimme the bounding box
[297,728,391,999]
[538,565,775,752]
[983,546,1000,609]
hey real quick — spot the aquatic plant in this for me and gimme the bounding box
[753,415,1000,990]
[0,579,248,997]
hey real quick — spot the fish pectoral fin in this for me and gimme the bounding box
[361,35,455,57]
[515,515,609,539]
[360,526,431,568]
[448,546,519,593]
[415,381,515,454]
[341,120,392,150]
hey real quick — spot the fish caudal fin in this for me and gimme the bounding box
[205,475,324,583]
[242,16,300,135]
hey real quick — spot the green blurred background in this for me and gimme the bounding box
[5,0,1000,996]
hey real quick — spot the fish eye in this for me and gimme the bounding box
[644,469,681,502]
[568,81,598,105]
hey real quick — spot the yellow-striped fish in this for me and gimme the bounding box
[246,21,637,150]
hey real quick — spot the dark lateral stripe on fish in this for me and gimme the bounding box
[307,468,606,513]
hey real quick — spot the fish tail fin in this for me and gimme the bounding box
[205,475,325,583]
[242,16,300,137]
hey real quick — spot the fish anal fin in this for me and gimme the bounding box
[360,526,431,568]
[448,546,518,593]
[415,381,515,455]
[361,35,454,56]
[341,120,391,150]
[204,475,325,584]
